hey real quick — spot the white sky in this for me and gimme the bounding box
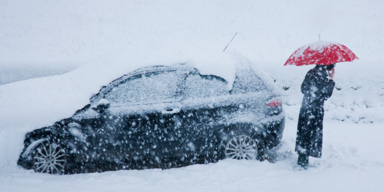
[0,0,383,66]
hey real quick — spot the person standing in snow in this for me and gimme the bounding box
[295,64,336,169]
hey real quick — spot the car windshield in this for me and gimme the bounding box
[104,70,181,105]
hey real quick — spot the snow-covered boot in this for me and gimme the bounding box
[297,154,309,169]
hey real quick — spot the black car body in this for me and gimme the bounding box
[17,57,285,174]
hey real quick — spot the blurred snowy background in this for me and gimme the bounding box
[1,0,383,123]
[0,0,383,191]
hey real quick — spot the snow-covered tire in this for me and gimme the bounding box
[32,141,67,174]
[224,135,258,160]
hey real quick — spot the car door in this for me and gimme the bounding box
[179,70,231,164]
[100,69,187,169]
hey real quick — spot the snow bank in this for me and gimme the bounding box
[0,62,80,86]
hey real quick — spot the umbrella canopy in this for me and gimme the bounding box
[284,41,358,66]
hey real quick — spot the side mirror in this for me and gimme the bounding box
[91,99,110,113]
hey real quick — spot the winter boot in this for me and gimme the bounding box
[297,154,309,169]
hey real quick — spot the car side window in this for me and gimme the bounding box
[183,72,229,98]
[104,70,180,105]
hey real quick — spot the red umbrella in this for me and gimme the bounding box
[284,41,358,66]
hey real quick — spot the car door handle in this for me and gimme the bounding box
[162,108,181,114]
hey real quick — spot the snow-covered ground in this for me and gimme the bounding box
[1,0,384,191]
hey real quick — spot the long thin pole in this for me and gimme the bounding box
[223,32,238,52]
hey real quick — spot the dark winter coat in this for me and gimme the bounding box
[295,65,335,158]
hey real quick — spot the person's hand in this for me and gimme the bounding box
[328,68,335,80]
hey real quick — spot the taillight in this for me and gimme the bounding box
[266,97,282,108]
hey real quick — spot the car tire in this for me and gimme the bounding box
[224,135,258,160]
[32,140,67,174]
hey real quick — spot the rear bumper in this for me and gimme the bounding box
[263,115,285,149]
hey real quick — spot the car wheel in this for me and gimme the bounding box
[33,141,67,174]
[225,135,258,160]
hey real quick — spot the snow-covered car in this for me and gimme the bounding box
[17,61,285,174]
